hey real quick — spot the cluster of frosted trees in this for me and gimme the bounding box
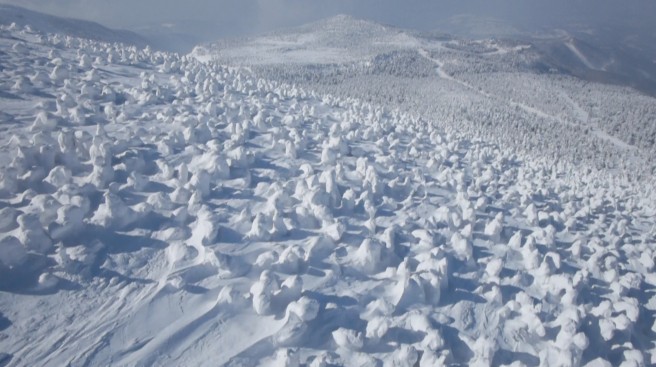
[246,39,655,182]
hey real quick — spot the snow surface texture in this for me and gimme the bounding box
[0,17,656,367]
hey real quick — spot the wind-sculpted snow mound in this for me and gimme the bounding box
[0,22,655,367]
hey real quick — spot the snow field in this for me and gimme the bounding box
[0,21,654,367]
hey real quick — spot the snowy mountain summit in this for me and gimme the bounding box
[193,14,421,65]
[0,7,656,367]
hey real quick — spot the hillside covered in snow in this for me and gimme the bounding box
[0,4,148,48]
[196,15,656,180]
[0,8,656,367]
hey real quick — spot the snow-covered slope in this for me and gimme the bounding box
[0,4,148,48]
[432,15,656,97]
[529,32,656,97]
[1,15,656,367]
[196,15,656,180]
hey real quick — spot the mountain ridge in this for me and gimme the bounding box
[0,4,149,47]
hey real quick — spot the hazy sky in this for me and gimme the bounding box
[1,0,654,40]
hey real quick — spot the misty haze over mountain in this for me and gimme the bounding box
[1,0,655,44]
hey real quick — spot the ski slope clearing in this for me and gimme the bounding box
[1,16,656,367]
